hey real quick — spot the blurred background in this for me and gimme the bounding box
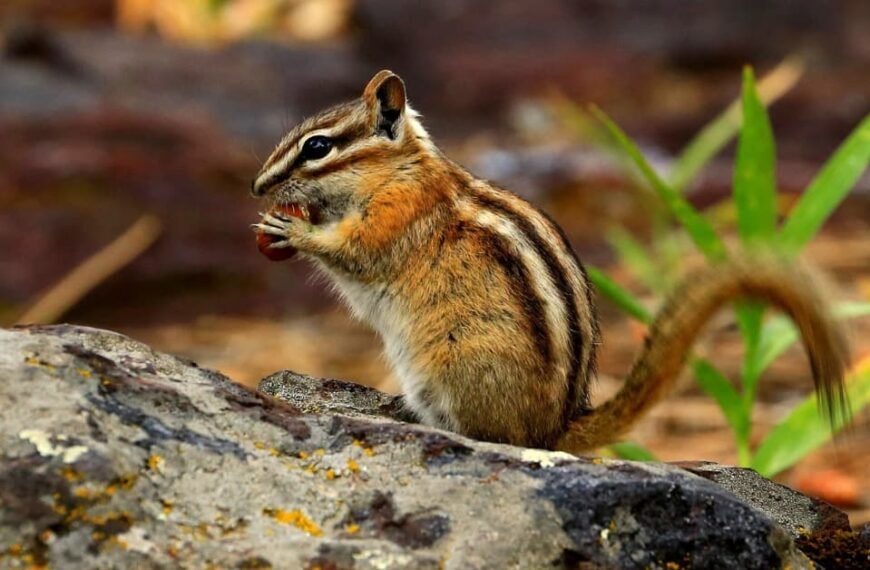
[1,0,868,521]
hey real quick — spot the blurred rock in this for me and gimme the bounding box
[0,324,851,568]
[0,110,328,326]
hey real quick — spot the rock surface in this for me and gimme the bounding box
[0,325,855,569]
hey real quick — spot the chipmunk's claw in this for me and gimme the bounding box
[262,212,294,228]
[253,222,286,237]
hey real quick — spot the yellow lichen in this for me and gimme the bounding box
[162,500,174,515]
[325,469,336,480]
[118,474,138,490]
[77,368,92,378]
[24,354,57,373]
[102,535,129,551]
[345,523,360,535]
[263,508,323,537]
[61,466,82,481]
[254,441,267,449]
[148,455,163,471]
[346,458,359,473]
[194,523,211,541]
[298,451,310,460]
[352,439,375,456]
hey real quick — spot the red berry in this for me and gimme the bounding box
[254,204,306,261]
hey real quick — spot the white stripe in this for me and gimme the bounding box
[471,207,571,383]
[260,115,359,182]
[470,184,597,384]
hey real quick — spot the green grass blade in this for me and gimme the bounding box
[755,315,799,376]
[831,301,870,318]
[779,113,870,254]
[609,442,658,462]
[606,227,667,292]
[586,265,652,324]
[734,67,777,245]
[693,359,749,443]
[670,57,804,192]
[590,105,728,262]
[751,364,870,477]
[737,303,765,403]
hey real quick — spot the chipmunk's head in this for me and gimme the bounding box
[251,70,432,224]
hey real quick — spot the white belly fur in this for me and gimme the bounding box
[324,268,456,431]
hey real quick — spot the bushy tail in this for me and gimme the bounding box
[556,257,850,453]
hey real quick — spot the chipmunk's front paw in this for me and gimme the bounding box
[252,210,317,262]
[254,211,310,248]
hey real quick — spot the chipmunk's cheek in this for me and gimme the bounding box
[312,191,356,225]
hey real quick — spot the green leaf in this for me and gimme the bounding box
[833,301,870,318]
[589,106,729,263]
[605,227,667,292]
[734,67,777,245]
[779,113,870,254]
[751,364,870,477]
[693,359,749,448]
[670,57,803,192]
[737,303,765,402]
[586,266,652,324]
[754,315,800,377]
[609,442,658,462]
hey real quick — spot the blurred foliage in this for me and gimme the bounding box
[116,0,351,44]
[564,67,870,476]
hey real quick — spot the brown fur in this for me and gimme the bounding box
[252,70,850,452]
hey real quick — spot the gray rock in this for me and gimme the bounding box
[0,325,851,569]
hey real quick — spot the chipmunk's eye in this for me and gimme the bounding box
[300,135,333,162]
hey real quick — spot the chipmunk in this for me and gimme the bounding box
[251,70,849,452]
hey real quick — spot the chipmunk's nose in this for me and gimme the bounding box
[251,174,270,198]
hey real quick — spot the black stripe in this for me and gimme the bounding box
[539,210,599,411]
[456,172,586,427]
[267,106,358,169]
[306,143,381,178]
[261,118,368,189]
[475,228,552,368]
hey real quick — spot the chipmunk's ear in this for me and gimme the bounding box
[363,70,406,139]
